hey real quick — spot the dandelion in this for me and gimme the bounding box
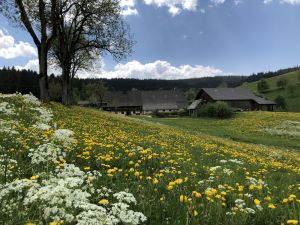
[287,220,298,225]
[98,199,109,205]
[254,199,261,205]
[152,178,158,185]
[179,195,188,203]
[268,203,276,209]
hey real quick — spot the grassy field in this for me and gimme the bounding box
[0,94,299,225]
[241,70,300,112]
[134,112,300,151]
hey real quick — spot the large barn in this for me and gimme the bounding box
[102,90,188,115]
[188,88,275,115]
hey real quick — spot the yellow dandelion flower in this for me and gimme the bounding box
[98,199,109,205]
[268,203,276,209]
[254,199,261,205]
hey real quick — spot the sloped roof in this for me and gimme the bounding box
[252,96,275,105]
[198,88,275,105]
[103,90,188,110]
[187,100,202,110]
[141,90,187,111]
[103,91,142,107]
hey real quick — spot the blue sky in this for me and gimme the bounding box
[1,0,300,79]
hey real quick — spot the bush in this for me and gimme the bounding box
[257,79,269,93]
[198,101,233,119]
[152,109,188,118]
[275,95,287,110]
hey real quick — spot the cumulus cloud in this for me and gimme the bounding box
[16,59,39,71]
[120,0,198,17]
[210,0,226,6]
[120,0,139,16]
[87,60,223,80]
[144,0,198,16]
[17,59,224,80]
[16,59,61,75]
[0,30,37,59]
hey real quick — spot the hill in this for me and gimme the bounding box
[1,93,299,224]
[241,70,300,112]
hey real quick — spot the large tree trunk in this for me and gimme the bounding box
[38,47,49,102]
[61,66,73,105]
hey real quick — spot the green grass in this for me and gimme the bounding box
[241,70,300,112]
[1,94,300,225]
[134,112,300,151]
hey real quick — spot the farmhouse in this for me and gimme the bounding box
[102,90,188,115]
[188,88,276,115]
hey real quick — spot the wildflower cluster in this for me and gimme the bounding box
[0,94,146,225]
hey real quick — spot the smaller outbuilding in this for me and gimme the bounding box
[188,88,276,115]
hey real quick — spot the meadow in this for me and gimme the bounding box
[0,93,299,225]
[135,112,300,151]
[241,70,300,112]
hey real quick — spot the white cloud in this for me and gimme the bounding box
[0,30,37,59]
[264,0,300,4]
[16,59,39,71]
[120,0,139,16]
[144,0,198,16]
[17,59,224,80]
[16,59,61,75]
[263,0,273,4]
[234,0,243,5]
[86,60,223,80]
[280,0,300,4]
[210,0,226,6]
[122,0,198,17]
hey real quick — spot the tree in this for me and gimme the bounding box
[0,0,59,101]
[185,88,197,104]
[276,79,287,89]
[257,79,269,93]
[84,81,108,106]
[275,95,286,110]
[50,0,133,105]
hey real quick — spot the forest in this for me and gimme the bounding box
[0,66,299,102]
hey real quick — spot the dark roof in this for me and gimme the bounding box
[141,91,187,111]
[103,90,188,110]
[252,96,275,105]
[103,91,142,107]
[198,88,275,105]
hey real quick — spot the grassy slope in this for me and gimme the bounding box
[50,105,300,224]
[1,93,300,225]
[241,70,300,112]
[134,112,300,151]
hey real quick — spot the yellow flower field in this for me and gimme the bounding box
[0,94,299,225]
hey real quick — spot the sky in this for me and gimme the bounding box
[1,0,300,79]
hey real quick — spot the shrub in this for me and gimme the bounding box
[257,79,269,93]
[152,109,188,118]
[275,95,287,110]
[199,101,233,119]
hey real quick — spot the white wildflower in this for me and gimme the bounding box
[23,93,41,105]
[29,143,65,165]
[0,102,15,115]
[52,129,75,146]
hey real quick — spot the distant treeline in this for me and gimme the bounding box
[246,67,300,83]
[1,66,299,98]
